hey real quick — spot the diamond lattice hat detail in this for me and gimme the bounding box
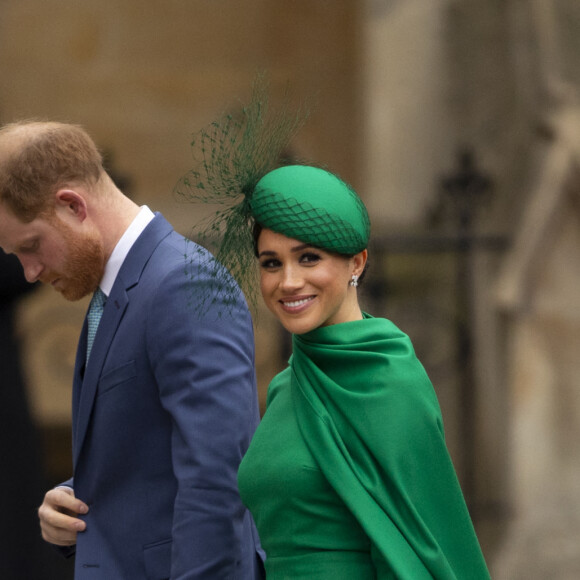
[251,165,370,255]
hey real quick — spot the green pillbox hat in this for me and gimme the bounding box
[250,165,370,255]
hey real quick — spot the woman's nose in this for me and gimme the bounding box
[279,265,304,290]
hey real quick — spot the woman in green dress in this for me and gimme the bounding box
[235,165,490,579]
[177,85,491,578]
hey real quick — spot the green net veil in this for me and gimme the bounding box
[174,76,307,314]
[175,76,371,315]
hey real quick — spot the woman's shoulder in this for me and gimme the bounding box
[265,365,292,407]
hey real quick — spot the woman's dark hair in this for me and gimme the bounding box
[252,220,263,258]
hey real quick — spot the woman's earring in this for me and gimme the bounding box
[349,274,359,288]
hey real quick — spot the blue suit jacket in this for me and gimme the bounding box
[63,214,264,579]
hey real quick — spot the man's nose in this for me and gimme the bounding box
[20,258,43,283]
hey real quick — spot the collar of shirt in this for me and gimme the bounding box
[98,206,155,297]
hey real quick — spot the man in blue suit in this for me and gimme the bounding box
[0,120,265,579]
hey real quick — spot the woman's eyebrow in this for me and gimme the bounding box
[291,244,310,252]
[258,244,313,258]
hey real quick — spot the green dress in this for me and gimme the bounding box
[238,315,490,579]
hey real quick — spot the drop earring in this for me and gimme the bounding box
[349,274,359,287]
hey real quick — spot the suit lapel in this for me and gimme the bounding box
[71,318,88,463]
[73,288,129,466]
[72,213,173,467]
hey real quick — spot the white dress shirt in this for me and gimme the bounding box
[98,206,155,297]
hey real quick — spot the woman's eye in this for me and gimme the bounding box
[300,252,321,264]
[260,258,281,269]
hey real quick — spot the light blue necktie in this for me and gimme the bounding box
[86,288,106,360]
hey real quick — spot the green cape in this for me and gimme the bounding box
[290,315,490,579]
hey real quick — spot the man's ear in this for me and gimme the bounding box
[55,189,88,223]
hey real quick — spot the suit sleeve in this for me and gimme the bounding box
[146,261,258,578]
